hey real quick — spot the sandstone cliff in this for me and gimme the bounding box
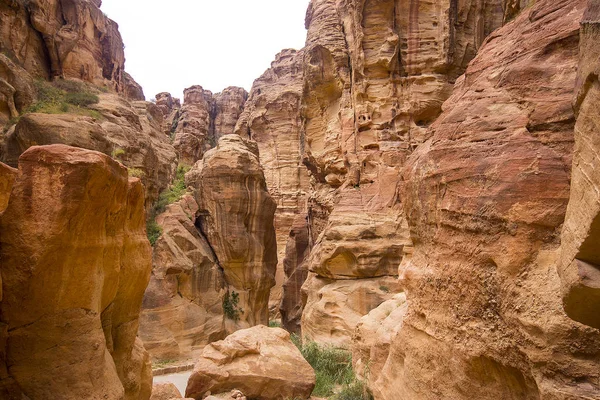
[172,86,247,166]
[356,1,600,399]
[235,49,310,319]
[295,0,516,346]
[559,2,600,331]
[0,145,152,400]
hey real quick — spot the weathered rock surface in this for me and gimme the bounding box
[0,0,137,93]
[186,326,315,400]
[139,195,227,361]
[214,87,247,140]
[173,86,247,166]
[559,1,600,330]
[351,293,407,384]
[155,92,181,137]
[0,144,152,400]
[235,49,309,317]
[151,383,183,400]
[186,135,277,329]
[370,1,600,399]
[3,92,177,206]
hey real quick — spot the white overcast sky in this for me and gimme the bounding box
[101,0,310,100]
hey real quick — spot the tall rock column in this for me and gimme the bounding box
[186,134,277,328]
[235,49,310,318]
[559,0,600,330]
[0,144,152,400]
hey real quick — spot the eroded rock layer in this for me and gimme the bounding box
[186,134,277,329]
[235,49,310,317]
[367,1,600,399]
[0,145,152,400]
[173,86,247,166]
[559,1,600,330]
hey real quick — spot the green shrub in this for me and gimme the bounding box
[223,291,243,321]
[153,164,190,214]
[65,91,99,107]
[112,147,126,159]
[146,219,162,246]
[268,320,281,328]
[128,167,145,178]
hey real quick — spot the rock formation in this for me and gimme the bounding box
[139,195,227,361]
[150,383,184,400]
[185,326,315,400]
[2,91,177,206]
[235,49,310,317]
[173,86,247,166]
[360,1,600,399]
[559,1,600,330]
[0,0,135,99]
[0,144,152,400]
[186,134,277,329]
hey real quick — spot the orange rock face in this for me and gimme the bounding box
[0,0,136,93]
[186,326,315,400]
[370,1,600,399]
[235,49,310,317]
[173,86,247,166]
[139,195,227,361]
[3,92,178,207]
[559,2,600,330]
[186,135,278,329]
[0,144,152,400]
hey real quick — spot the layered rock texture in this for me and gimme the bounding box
[186,326,315,400]
[3,91,177,206]
[0,145,152,400]
[296,0,515,346]
[559,2,600,330]
[235,49,310,317]
[357,0,600,399]
[186,135,277,328]
[0,0,141,119]
[140,135,277,361]
[172,86,247,165]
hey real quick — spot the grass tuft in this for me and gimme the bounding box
[291,336,373,400]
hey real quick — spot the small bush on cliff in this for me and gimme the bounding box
[146,219,162,246]
[154,164,190,214]
[223,291,243,321]
[65,91,99,107]
[292,337,372,400]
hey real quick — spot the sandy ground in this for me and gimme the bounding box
[153,371,193,396]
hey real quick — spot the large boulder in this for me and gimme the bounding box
[150,383,183,400]
[186,326,315,400]
[0,144,152,400]
[186,135,277,329]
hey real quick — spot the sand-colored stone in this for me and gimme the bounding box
[186,326,315,400]
[3,92,178,206]
[559,1,600,330]
[373,1,600,399]
[0,0,139,93]
[173,86,247,166]
[235,49,309,317]
[139,195,227,361]
[0,144,152,400]
[151,382,183,400]
[302,273,402,348]
[186,135,277,329]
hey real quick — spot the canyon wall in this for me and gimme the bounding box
[354,1,600,399]
[0,145,152,400]
[559,1,600,331]
[294,0,515,346]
